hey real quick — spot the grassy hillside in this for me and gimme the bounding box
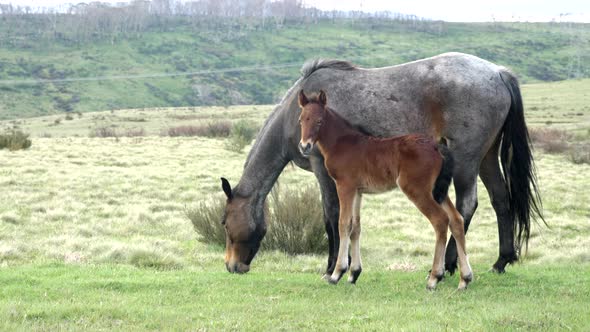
[3,78,589,138]
[0,17,588,120]
[0,79,589,329]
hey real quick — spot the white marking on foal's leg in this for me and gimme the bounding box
[348,193,363,284]
[348,232,362,283]
[329,237,350,284]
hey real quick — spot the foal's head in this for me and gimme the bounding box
[297,89,327,157]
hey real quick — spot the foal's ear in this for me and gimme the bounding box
[298,89,309,108]
[318,90,327,106]
[221,177,233,200]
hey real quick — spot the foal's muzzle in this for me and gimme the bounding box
[299,142,313,157]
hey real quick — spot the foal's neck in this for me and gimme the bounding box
[317,108,364,153]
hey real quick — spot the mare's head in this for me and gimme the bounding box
[220,177,267,274]
[297,89,327,157]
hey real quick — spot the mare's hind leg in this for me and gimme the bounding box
[329,184,355,285]
[445,166,479,275]
[441,196,473,289]
[479,142,518,273]
[348,192,363,284]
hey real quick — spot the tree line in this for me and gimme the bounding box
[0,0,445,45]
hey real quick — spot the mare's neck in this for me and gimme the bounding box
[235,108,288,221]
[317,108,363,153]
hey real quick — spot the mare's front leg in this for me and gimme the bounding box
[311,156,341,277]
[329,184,355,285]
[348,192,363,284]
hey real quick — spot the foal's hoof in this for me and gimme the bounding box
[328,275,342,285]
[328,269,346,285]
[426,281,438,291]
[347,268,362,284]
[426,273,444,290]
[458,273,473,290]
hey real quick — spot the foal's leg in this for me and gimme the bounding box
[348,192,363,284]
[311,156,341,277]
[441,196,473,289]
[329,185,355,285]
[445,167,479,275]
[402,188,449,290]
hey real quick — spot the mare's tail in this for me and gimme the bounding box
[498,69,545,251]
[432,139,454,204]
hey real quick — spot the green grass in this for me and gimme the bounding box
[1,264,588,330]
[0,79,589,329]
[0,18,588,119]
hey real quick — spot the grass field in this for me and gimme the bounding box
[0,79,589,330]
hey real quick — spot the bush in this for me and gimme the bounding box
[188,185,326,255]
[264,185,326,254]
[186,197,227,246]
[124,127,146,137]
[569,143,590,165]
[529,127,571,154]
[166,121,231,138]
[0,130,32,151]
[90,126,146,138]
[225,120,259,152]
[91,126,118,138]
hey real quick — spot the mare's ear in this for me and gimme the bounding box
[298,89,309,108]
[221,177,233,200]
[318,90,327,107]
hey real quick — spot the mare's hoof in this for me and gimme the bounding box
[491,263,506,274]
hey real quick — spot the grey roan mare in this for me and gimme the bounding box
[220,52,543,277]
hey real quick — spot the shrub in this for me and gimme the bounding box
[225,120,259,152]
[124,127,146,137]
[0,131,32,151]
[188,184,326,255]
[186,197,226,246]
[65,114,74,121]
[91,126,146,138]
[569,143,590,164]
[264,185,326,254]
[166,121,231,138]
[529,127,571,154]
[91,126,119,138]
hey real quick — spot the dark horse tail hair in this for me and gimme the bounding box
[499,69,545,252]
[432,139,454,204]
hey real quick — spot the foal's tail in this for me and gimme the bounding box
[499,69,545,251]
[432,139,454,204]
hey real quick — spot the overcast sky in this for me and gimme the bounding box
[4,0,589,22]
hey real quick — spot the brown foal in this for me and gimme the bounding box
[297,90,472,290]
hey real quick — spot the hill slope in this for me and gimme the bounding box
[0,18,589,120]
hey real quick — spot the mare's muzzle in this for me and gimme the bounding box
[226,262,250,274]
[299,142,313,157]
